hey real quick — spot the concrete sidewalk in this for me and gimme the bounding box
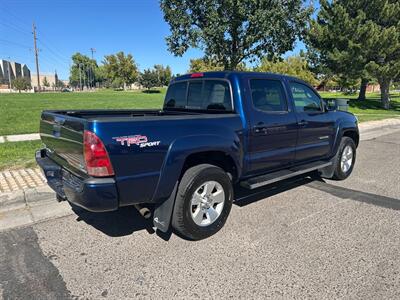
[0,133,40,143]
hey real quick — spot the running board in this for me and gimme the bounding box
[240,161,332,190]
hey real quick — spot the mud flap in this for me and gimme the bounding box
[152,181,178,232]
[319,154,337,179]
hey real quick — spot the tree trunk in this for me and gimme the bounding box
[358,78,368,101]
[379,79,390,109]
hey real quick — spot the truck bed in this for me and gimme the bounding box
[45,108,229,121]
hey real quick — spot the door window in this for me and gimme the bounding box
[250,79,287,112]
[289,82,322,112]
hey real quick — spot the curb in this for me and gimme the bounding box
[0,185,55,213]
[0,186,73,231]
[358,118,400,141]
[358,118,400,132]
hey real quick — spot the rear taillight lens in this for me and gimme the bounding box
[83,130,114,177]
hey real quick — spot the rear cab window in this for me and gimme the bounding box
[164,79,233,112]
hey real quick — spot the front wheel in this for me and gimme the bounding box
[171,164,233,240]
[332,137,356,180]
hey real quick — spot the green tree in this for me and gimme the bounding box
[42,76,50,88]
[69,53,98,89]
[154,64,172,86]
[11,78,31,93]
[139,69,160,90]
[255,56,317,85]
[160,0,311,70]
[308,0,400,108]
[103,51,138,90]
[188,57,248,73]
[94,65,108,88]
[188,58,223,72]
[55,80,65,89]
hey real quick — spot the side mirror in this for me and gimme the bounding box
[323,99,337,111]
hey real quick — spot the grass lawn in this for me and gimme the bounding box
[320,91,400,122]
[0,89,165,136]
[0,140,43,171]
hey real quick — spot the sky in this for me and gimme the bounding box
[0,0,312,80]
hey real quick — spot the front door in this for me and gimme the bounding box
[287,81,334,162]
[247,78,298,174]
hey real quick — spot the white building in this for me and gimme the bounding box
[0,59,32,88]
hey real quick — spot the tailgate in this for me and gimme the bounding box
[40,111,87,175]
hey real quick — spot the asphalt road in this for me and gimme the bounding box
[1,130,400,299]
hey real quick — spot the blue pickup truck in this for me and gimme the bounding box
[36,71,359,240]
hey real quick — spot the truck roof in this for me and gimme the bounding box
[173,71,307,84]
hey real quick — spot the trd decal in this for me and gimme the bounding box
[113,135,160,148]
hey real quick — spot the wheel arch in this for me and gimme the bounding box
[151,134,242,203]
[342,129,359,147]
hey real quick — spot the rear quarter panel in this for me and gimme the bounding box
[91,114,244,205]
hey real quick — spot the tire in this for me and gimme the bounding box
[332,137,356,180]
[171,164,233,240]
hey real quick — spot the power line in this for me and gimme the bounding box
[0,4,32,30]
[0,38,31,49]
[0,21,32,36]
[37,38,70,64]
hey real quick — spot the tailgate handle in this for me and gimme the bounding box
[54,117,65,125]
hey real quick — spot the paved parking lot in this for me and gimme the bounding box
[1,129,399,299]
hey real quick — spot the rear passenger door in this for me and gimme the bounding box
[288,81,334,162]
[247,78,298,173]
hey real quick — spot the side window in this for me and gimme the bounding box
[250,79,287,112]
[164,82,187,108]
[289,82,322,112]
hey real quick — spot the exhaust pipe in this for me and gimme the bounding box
[134,204,151,219]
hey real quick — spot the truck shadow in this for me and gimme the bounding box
[72,170,400,239]
[70,174,319,239]
[70,204,156,238]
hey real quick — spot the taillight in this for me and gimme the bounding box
[83,130,114,177]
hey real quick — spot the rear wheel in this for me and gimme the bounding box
[332,137,356,180]
[171,164,233,240]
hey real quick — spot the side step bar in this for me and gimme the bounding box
[240,161,332,190]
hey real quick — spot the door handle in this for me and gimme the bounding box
[298,120,308,127]
[253,126,268,134]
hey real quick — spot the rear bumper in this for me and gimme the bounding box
[35,149,119,212]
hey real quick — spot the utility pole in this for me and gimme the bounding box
[79,63,82,91]
[32,22,40,91]
[89,48,96,89]
[89,48,96,59]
